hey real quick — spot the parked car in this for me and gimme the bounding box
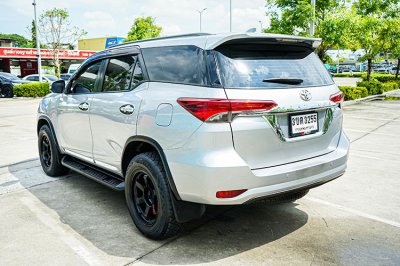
[60,74,72,81]
[0,72,30,85]
[23,74,58,83]
[390,66,398,75]
[0,76,14,98]
[67,64,80,75]
[37,33,350,240]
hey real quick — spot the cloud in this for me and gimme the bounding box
[83,11,118,37]
[0,0,269,38]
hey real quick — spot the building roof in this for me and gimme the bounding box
[107,32,322,51]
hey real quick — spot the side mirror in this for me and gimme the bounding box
[51,80,65,93]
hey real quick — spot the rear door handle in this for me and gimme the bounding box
[120,104,134,115]
[78,102,89,111]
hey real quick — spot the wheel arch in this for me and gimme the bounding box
[37,115,63,154]
[121,136,181,200]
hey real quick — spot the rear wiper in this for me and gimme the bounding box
[262,78,303,85]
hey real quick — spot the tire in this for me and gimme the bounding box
[125,152,182,240]
[38,124,69,177]
[254,189,309,205]
[1,86,14,98]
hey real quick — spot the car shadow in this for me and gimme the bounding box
[9,163,308,264]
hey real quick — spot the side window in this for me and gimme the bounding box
[102,55,137,92]
[72,61,102,93]
[141,46,209,86]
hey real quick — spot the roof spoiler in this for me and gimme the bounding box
[205,33,322,50]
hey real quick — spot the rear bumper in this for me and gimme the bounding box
[165,131,350,205]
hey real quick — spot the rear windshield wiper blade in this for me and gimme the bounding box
[262,78,304,85]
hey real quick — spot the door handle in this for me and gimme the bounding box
[78,102,89,111]
[120,104,135,115]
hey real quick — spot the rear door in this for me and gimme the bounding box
[214,41,343,169]
[89,53,147,174]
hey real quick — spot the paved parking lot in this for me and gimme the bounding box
[0,98,399,265]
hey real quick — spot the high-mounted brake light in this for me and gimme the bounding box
[330,91,344,104]
[216,189,247,198]
[177,98,277,122]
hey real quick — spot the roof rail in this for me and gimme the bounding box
[107,33,211,49]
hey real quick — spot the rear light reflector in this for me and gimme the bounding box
[216,189,247,199]
[177,98,277,122]
[330,91,344,103]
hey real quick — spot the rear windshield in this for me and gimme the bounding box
[214,43,333,89]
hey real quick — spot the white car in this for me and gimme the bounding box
[23,74,58,83]
[37,33,349,240]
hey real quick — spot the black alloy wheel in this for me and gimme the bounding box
[133,171,158,225]
[40,135,52,168]
[125,152,182,239]
[1,86,13,98]
[38,124,69,177]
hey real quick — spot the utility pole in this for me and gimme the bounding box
[196,8,207,32]
[259,21,263,33]
[32,0,42,82]
[310,0,316,37]
[230,0,232,32]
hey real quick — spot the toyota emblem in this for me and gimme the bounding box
[299,90,312,101]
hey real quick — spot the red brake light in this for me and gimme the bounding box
[177,98,277,122]
[330,91,344,103]
[216,189,247,198]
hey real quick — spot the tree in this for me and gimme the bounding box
[380,19,400,79]
[265,0,349,61]
[0,33,32,47]
[352,0,400,80]
[38,8,87,78]
[31,20,36,48]
[350,16,385,81]
[126,16,162,42]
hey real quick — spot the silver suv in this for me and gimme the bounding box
[37,33,349,239]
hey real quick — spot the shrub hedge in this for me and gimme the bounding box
[13,82,51,97]
[339,86,369,100]
[333,73,364,78]
[360,74,397,83]
[357,79,385,95]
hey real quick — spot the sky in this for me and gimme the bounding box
[0,0,269,40]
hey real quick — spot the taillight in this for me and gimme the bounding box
[216,189,247,198]
[177,98,277,122]
[330,91,344,104]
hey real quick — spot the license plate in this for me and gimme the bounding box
[289,112,318,137]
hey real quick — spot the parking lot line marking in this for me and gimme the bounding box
[344,116,400,122]
[350,116,400,143]
[20,196,103,266]
[345,128,398,137]
[306,197,400,228]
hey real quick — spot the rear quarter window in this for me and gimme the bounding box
[141,46,209,86]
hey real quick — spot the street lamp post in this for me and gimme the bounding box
[32,0,42,82]
[230,0,232,32]
[310,0,316,37]
[196,8,207,32]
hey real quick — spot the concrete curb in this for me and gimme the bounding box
[343,89,400,106]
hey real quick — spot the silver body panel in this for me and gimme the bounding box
[37,32,349,205]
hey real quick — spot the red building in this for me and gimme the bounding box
[0,47,96,77]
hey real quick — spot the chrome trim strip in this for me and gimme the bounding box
[262,106,337,142]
